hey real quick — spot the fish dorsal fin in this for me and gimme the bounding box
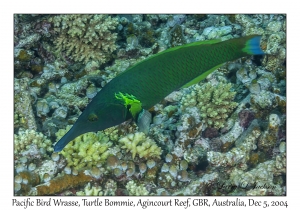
[181,63,224,89]
[116,39,222,77]
[162,39,222,54]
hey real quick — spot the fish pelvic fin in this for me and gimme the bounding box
[137,109,152,134]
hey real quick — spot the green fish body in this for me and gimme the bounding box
[54,35,264,152]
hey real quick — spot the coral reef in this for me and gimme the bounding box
[207,122,261,168]
[235,15,265,36]
[119,132,162,159]
[29,171,98,195]
[173,172,219,195]
[238,109,255,129]
[181,82,238,129]
[229,151,286,196]
[55,126,114,170]
[258,113,282,153]
[76,182,103,196]
[14,151,67,195]
[14,129,53,158]
[126,180,149,196]
[56,77,89,109]
[49,14,118,64]
[14,78,37,130]
[202,25,233,40]
[14,170,40,195]
[13,14,286,196]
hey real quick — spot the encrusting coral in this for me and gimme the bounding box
[173,172,219,196]
[49,14,118,64]
[29,171,97,195]
[181,82,238,129]
[258,113,281,152]
[207,123,261,168]
[229,151,286,196]
[119,132,162,159]
[55,125,114,170]
[56,77,90,110]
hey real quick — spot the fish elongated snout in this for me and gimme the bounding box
[53,124,85,152]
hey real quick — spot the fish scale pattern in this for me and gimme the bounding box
[106,38,249,110]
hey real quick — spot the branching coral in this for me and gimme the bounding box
[14,129,53,158]
[55,125,114,170]
[181,82,238,129]
[76,182,103,196]
[49,14,118,64]
[119,132,162,159]
[126,180,149,195]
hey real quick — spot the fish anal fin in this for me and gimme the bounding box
[181,63,224,89]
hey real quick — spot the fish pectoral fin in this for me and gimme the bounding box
[181,63,224,89]
[137,109,152,135]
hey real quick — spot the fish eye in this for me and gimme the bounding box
[88,113,98,122]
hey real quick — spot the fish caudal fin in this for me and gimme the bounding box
[242,35,265,55]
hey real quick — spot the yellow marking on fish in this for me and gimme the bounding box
[115,92,142,119]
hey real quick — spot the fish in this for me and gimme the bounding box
[54,35,264,152]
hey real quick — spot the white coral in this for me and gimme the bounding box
[119,132,162,159]
[126,180,149,196]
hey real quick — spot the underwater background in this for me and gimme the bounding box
[14,14,286,196]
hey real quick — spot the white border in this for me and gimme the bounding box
[2,0,297,209]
